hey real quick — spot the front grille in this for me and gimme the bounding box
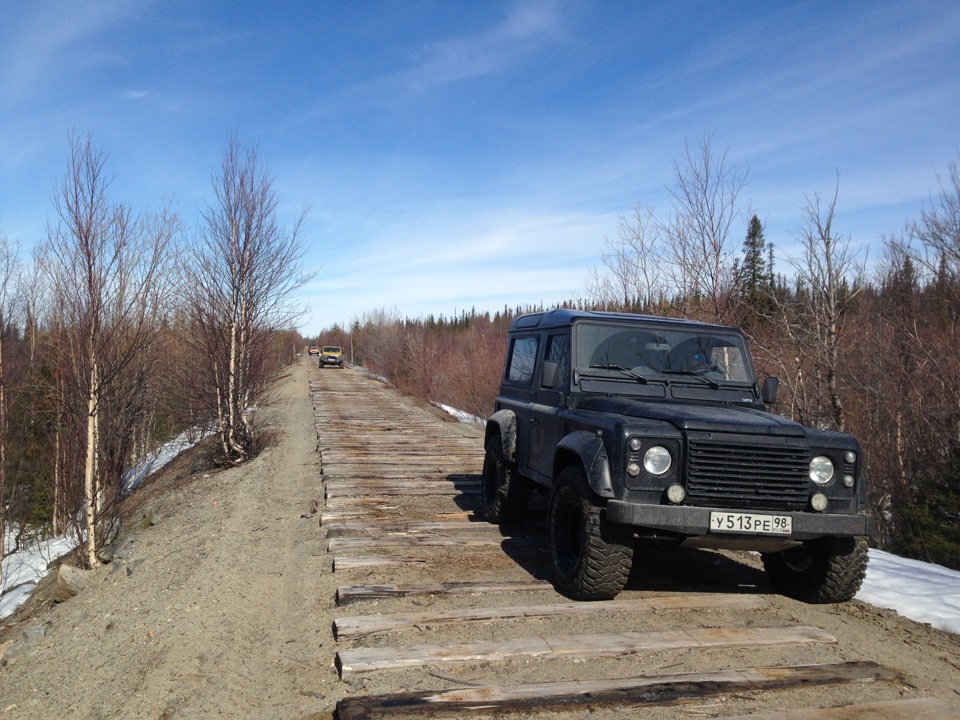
[686,436,810,511]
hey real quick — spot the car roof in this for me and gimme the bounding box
[508,309,732,333]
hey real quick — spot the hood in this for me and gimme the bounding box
[576,395,807,437]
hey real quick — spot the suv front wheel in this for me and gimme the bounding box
[547,465,634,601]
[761,535,869,603]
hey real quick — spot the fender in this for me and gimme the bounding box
[485,409,518,463]
[556,431,614,498]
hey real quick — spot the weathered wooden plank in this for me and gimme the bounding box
[325,520,519,538]
[722,697,958,720]
[322,509,474,524]
[335,625,836,675]
[335,580,553,606]
[333,661,894,718]
[332,594,772,638]
[328,536,534,552]
[326,484,478,498]
[332,555,430,571]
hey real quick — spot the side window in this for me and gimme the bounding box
[542,334,569,389]
[507,336,539,384]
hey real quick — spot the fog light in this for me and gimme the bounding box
[627,462,641,477]
[842,475,854,488]
[666,484,686,504]
[811,493,828,512]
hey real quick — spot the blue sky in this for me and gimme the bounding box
[1,1,958,334]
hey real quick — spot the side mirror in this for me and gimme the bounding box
[762,376,779,404]
[541,360,559,388]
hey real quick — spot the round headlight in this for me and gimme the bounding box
[809,455,835,484]
[643,446,672,476]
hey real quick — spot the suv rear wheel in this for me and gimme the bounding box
[762,535,868,603]
[547,465,634,601]
[481,436,531,523]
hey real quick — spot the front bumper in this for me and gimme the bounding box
[606,500,872,540]
[321,357,343,365]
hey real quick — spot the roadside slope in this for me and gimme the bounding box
[1,357,332,720]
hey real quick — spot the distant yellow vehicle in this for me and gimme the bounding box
[308,345,320,356]
[320,346,343,368]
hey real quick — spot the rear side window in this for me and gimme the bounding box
[507,336,539,384]
[543,334,569,389]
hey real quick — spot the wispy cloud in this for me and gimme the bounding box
[297,0,563,121]
[0,0,141,108]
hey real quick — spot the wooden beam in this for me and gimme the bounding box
[325,520,504,538]
[333,661,896,718]
[335,580,553,606]
[332,555,429,571]
[333,594,772,638]
[335,625,837,675]
[328,536,532,552]
[326,484,478,498]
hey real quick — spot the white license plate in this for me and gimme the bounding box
[710,511,792,536]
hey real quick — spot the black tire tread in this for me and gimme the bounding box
[547,466,633,601]
[481,436,530,524]
[762,535,869,603]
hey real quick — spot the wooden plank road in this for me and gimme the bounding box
[310,367,952,719]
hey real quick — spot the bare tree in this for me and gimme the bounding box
[662,129,747,322]
[0,232,20,559]
[586,205,665,311]
[910,157,960,282]
[180,138,310,463]
[42,133,178,567]
[788,178,865,432]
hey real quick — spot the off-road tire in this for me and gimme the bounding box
[481,436,531,524]
[547,465,634,601]
[762,535,869,603]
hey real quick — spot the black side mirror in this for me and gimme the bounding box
[541,360,559,388]
[762,376,779,404]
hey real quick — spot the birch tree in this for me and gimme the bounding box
[663,130,747,323]
[43,133,177,567]
[0,233,20,557]
[181,138,310,464]
[788,180,864,432]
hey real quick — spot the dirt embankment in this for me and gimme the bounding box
[1,358,959,720]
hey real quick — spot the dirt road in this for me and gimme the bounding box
[1,358,959,719]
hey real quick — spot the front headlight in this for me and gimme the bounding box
[643,446,672,476]
[809,455,835,484]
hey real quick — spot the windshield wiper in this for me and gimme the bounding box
[588,363,649,384]
[661,369,720,389]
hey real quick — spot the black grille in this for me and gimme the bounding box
[686,437,810,510]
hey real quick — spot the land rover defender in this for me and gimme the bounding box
[483,310,871,602]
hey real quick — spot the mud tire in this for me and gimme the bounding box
[547,465,634,601]
[481,436,531,524]
[762,535,869,603]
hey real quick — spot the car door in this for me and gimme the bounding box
[529,333,570,484]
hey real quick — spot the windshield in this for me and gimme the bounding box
[574,321,754,385]
[323,346,341,353]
